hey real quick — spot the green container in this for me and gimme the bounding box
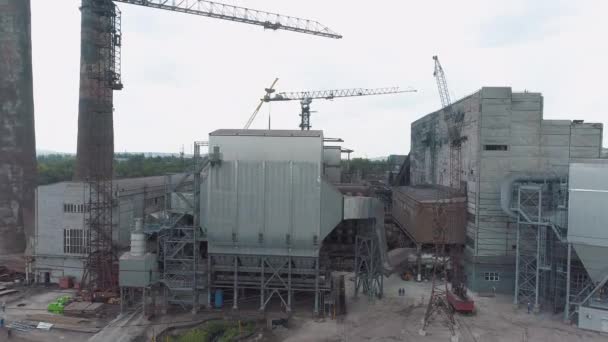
[47,302,64,314]
[47,296,71,314]
[56,295,71,305]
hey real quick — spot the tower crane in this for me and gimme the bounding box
[244,78,279,129]
[77,0,341,295]
[432,56,472,314]
[420,55,471,339]
[262,87,416,130]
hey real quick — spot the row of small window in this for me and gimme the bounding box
[63,229,89,255]
[483,144,508,151]
[144,197,161,207]
[64,203,90,213]
[484,272,500,281]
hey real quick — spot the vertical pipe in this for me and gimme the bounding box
[0,0,37,254]
[564,242,572,322]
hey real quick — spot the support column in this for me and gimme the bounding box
[514,220,521,305]
[162,285,167,314]
[287,256,292,312]
[534,190,542,312]
[151,287,156,316]
[416,244,422,282]
[233,256,238,310]
[142,287,146,316]
[314,258,320,316]
[564,243,572,322]
[207,256,212,308]
[120,287,124,313]
[260,257,265,311]
[354,236,360,298]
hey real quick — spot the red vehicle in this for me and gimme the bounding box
[447,286,475,313]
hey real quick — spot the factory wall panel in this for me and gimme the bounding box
[292,163,321,250]
[204,130,342,257]
[237,161,264,248]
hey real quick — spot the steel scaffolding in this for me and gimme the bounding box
[159,141,208,311]
[208,254,329,314]
[514,185,543,309]
[512,180,599,319]
[353,233,383,300]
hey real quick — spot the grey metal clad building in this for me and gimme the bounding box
[201,129,349,313]
[410,87,603,294]
[203,129,343,257]
[323,145,342,184]
[33,175,183,283]
[567,160,608,332]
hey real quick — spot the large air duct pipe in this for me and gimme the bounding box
[500,171,567,218]
[0,0,37,254]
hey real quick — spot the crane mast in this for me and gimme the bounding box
[433,55,451,109]
[263,87,416,130]
[244,78,279,129]
[113,0,342,39]
[421,55,469,339]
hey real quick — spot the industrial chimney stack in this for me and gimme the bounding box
[0,0,37,254]
[74,0,121,181]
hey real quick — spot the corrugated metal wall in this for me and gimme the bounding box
[204,160,328,257]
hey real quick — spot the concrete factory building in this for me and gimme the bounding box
[407,87,603,294]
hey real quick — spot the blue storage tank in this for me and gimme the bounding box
[214,289,223,308]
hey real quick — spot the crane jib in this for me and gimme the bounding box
[112,0,342,39]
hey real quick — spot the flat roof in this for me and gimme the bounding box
[393,185,466,203]
[210,129,322,137]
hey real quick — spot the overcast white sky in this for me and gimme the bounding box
[31,0,607,158]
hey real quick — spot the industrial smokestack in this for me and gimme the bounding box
[0,0,37,254]
[74,0,120,181]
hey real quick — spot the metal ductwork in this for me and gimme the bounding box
[500,171,567,218]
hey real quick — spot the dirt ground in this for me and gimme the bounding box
[270,273,608,342]
[3,274,608,342]
[2,286,113,342]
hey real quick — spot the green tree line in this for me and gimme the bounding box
[37,153,190,185]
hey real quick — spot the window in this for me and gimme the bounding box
[63,229,89,254]
[484,144,508,151]
[63,203,86,213]
[484,272,500,281]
